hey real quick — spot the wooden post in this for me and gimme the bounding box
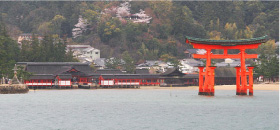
[198,66,205,95]
[209,66,216,96]
[235,66,241,95]
[224,49,228,55]
[247,66,254,96]
[240,49,247,95]
[203,49,211,95]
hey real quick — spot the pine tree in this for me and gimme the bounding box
[0,22,20,78]
[30,33,40,62]
[122,51,135,73]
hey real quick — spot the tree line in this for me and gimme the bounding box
[0,1,278,59]
[0,1,278,78]
[20,34,77,62]
[0,23,77,78]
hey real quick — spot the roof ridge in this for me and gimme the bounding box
[186,35,268,42]
[186,35,268,45]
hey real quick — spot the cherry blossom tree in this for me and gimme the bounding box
[102,2,152,24]
[104,6,117,16]
[133,9,152,23]
[116,2,131,18]
[72,16,89,38]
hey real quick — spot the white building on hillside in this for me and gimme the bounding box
[66,45,92,52]
[136,60,174,74]
[82,47,100,60]
[66,45,100,62]
[179,59,203,74]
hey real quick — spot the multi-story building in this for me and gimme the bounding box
[82,47,100,60]
[66,45,100,63]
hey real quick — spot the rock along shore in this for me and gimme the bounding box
[0,84,29,94]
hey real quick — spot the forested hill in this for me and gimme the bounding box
[0,1,278,62]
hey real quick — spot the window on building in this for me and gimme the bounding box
[95,52,98,54]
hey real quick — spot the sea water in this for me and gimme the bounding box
[0,89,278,130]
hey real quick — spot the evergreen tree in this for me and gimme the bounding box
[30,33,41,61]
[0,22,20,78]
[20,40,31,61]
[122,51,135,73]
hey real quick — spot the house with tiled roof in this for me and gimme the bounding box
[179,59,203,74]
[66,45,100,62]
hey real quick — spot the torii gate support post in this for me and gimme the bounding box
[198,66,205,95]
[209,66,216,96]
[236,66,254,96]
[240,49,247,95]
[235,66,241,95]
[247,66,254,96]
[197,51,216,96]
[202,49,212,95]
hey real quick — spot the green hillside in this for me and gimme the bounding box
[0,1,278,77]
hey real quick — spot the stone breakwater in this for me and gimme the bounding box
[0,84,29,94]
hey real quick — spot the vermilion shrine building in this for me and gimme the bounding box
[17,62,162,88]
[186,35,268,96]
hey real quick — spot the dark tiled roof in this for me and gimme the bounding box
[100,74,141,79]
[95,69,125,74]
[181,59,204,67]
[160,68,186,76]
[137,60,164,67]
[57,74,72,79]
[29,74,54,79]
[183,74,199,78]
[17,62,94,79]
[53,66,72,75]
[73,65,94,75]
[135,69,149,74]
[18,62,93,74]
[17,62,89,65]
[141,74,160,79]
[100,74,160,79]
[186,35,268,46]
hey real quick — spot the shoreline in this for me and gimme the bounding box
[140,83,279,91]
[24,83,279,91]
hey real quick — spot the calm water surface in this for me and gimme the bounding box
[0,89,278,130]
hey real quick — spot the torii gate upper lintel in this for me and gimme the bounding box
[186,35,268,96]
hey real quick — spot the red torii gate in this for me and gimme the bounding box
[186,36,268,96]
